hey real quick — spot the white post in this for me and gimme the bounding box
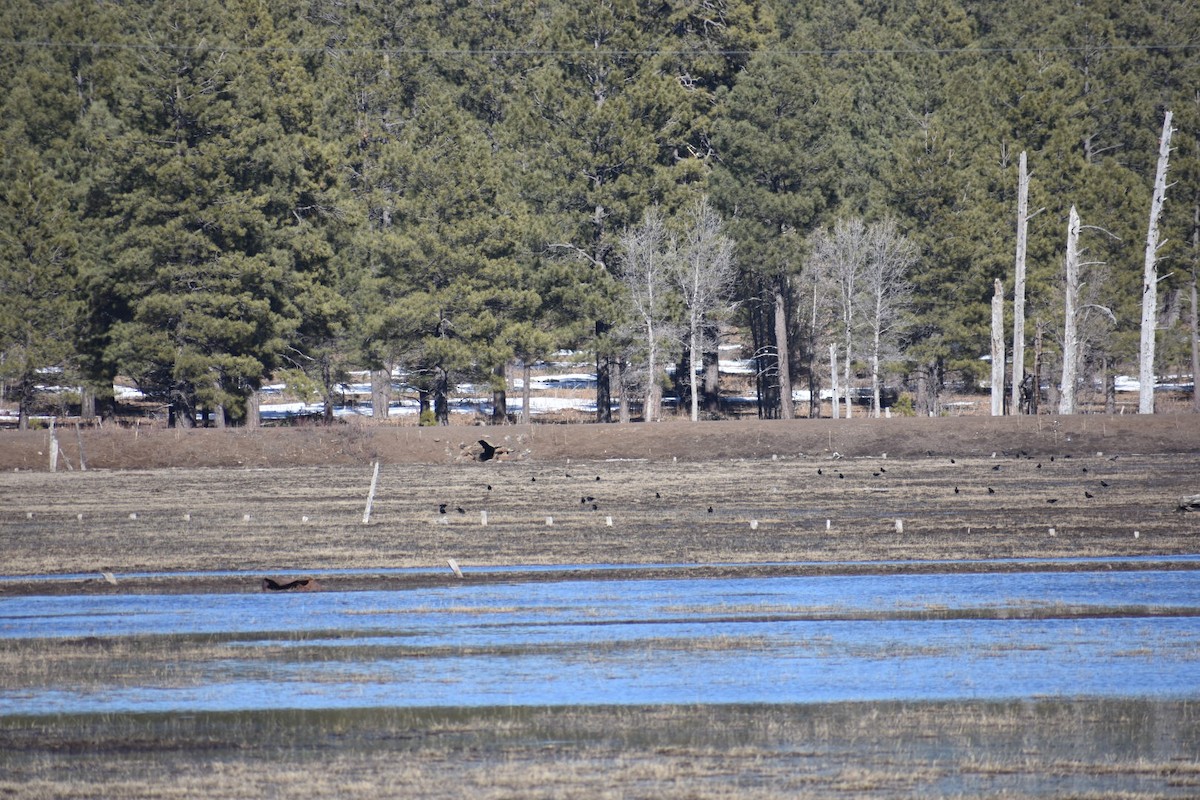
[1139,111,1174,414]
[991,279,1005,416]
[362,461,380,524]
[829,344,839,420]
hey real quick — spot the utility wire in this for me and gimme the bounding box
[0,39,1197,57]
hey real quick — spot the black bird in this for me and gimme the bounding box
[591,503,598,511]
[1036,463,1042,469]
[655,492,661,499]
[817,468,823,475]
[486,484,492,491]
[1046,498,1058,504]
[456,506,466,514]
[595,476,601,482]
[439,503,448,514]
[1085,491,1094,499]
[477,439,498,462]
[992,465,1001,471]
[873,472,882,477]
[1082,467,1088,473]
[531,476,536,482]
[880,467,887,473]
[988,487,995,494]
[838,472,845,479]
[954,487,960,494]
[1100,480,1110,487]
[950,458,956,464]
[581,496,588,504]
[1050,456,1055,462]
[707,506,714,513]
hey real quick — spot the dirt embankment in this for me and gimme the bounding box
[2,414,1197,471]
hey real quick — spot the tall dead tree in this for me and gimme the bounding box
[1060,207,1081,415]
[774,287,794,419]
[1011,151,1029,414]
[991,279,1005,416]
[1139,111,1174,414]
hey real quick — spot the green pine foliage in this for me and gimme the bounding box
[0,0,1195,422]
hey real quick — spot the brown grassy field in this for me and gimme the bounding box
[3,701,1199,799]
[1,415,1197,590]
[1,415,1198,798]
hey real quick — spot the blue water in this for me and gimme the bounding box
[1,569,1197,714]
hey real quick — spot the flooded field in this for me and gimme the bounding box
[2,564,1197,716]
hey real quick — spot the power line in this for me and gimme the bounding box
[0,39,1196,58]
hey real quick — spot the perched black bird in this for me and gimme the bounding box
[954,487,960,494]
[457,506,466,514]
[879,467,887,473]
[1036,463,1042,469]
[487,484,492,491]
[477,439,497,462]
[439,503,447,514]
[1085,491,1094,499]
[595,476,601,482]
[873,472,882,477]
[591,503,598,511]
[817,468,823,475]
[992,465,1001,471]
[1046,498,1058,504]
[1100,480,1110,487]
[531,476,537,482]
[838,472,845,479]
[707,506,714,514]
[581,496,588,504]
[1082,467,1088,473]
[987,487,995,494]
[655,492,661,499]
[1051,456,1056,462]
[950,458,956,464]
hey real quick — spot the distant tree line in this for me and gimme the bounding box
[1,0,1197,427]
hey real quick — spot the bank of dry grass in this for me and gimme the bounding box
[2,702,1198,799]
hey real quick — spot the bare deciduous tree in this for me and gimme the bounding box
[674,197,737,422]
[810,218,914,419]
[863,219,916,418]
[810,218,868,419]
[616,207,678,423]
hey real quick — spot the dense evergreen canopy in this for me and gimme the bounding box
[1,0,1196,423]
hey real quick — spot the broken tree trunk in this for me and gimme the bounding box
[1140,110,1174,414]
[775,288,794,419]
[1060,206,1081,415]
[991,278,1005,416]
[1011,151,1029,415]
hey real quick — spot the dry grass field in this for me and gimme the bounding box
[1,415,1198,798]
[1,415,1198,589]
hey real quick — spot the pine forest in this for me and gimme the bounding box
[1,0,1197,426]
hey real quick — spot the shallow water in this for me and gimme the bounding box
[1,568,1197,714]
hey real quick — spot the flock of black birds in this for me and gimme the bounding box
[811,451,1116,506]
[427,451,1119,526]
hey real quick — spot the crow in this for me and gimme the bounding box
[954,487,960,494]
[1100,480,1110,487]
[439,503,447,514]
[655,492,661,499]
[992,465,1001,471]
[988,487,995,495]
[456,506,465,514]
[707,506,714,514]
[1046,498,1058,504]
[1085,491,1094,499]
[477,439,497,462]
[817,468,823,475]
